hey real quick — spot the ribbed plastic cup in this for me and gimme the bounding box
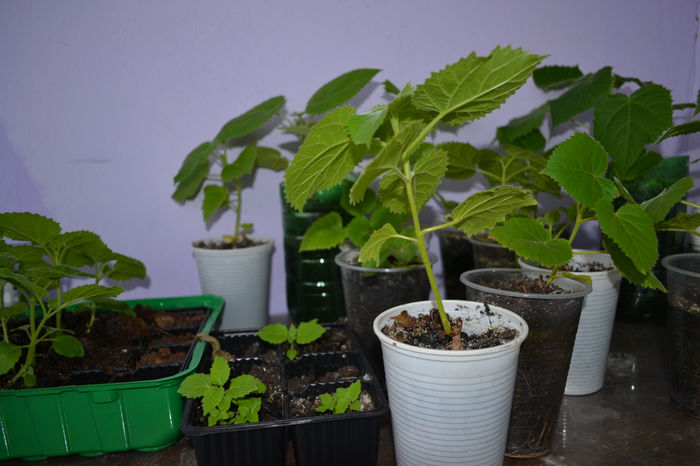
[519,253,621,395]
[690,228,700,252]
[192,235,273,330]
[467,235,517,269]
[374,300,528,466]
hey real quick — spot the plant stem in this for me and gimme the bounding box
[682,200,700,210]
[233,180,242,244]
[568,204,584,246]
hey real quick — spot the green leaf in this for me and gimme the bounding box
[613,178,638,205]
[63,232,114,267]
[0,212,61,246]
[202,386,225,415]
[305,69,381,115]
[532,65,583,90]
[316,393,334,413]
[229,374,265,399]
[496,104,547,146]
[254,146,288,171]
[51,335,84,358]
[284,107,364,211]
[640,177,694,222]
[624,150,663,180]
[350,121,422,204]
[172,142,216,202]
[0,342,21,375]
[241,223,254,230]
[369,206,407,231]
[0,268,48,299]
[287,323,297,344]
[549,67,613,127]
[438,142,480,179]
[221,146,258,181]
[92,298,134,316]
[61,284,123,306]
[234,397,261,424]
[286,348,298,360]
[509,129,546,151]
[341,184,377,216]
[105,253,147,281]
[594,84,672,179]
[299,212,345,251]
[8,245,44,265]
[202,185,229,221]
[257,323,288,344]
[383,80,401,95]
[413,46,545,126]
[0,303,28,320]
[23,369,36,388]
[359,223,400,265]
[602,236,665,290]
[541,133,616,208]
[656,212,700,232]
[595,200,658,274]
[348,105,388,144]
[296,319,326,344]
[347,380,361,400]
[215,96,286,143]
[450,185,537,237]
[350,399,362,412]
[492,217,572,267]
[210,355,231,387]
[657,120,700,143]
[345,216,373,247]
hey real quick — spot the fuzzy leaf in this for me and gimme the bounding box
[0,213,61,246]
[296,319,326,344]
[0,303,28,320]
[178,373,213,398]
[300,212,345,251]
[229,374,264,399]
[350,121,422,204]
[532,65,583,90]
[316,393,334,412]
[341,185,377,216]
[625,151,663,180]
[359,223,399,265]
[63,232,113,267]
[348,105,388,144]
[595,200,657,273]
[658,120,700,143]
[438,142,481,179]
[202,386,225,415]
[215,96,286,143]
[413,46,544,126]
[450,185,537,237]
[496,104,547,146]
[602,236,665,290]
[234,397,262,424]
[0,342,21,375]
[656,212,700,232]
[369,206,407,231]
[345,216,373,247]
[92,298,134,316]
[306,69,380,115]
[286,348,298,360]
[105,253,147,281]
[210,356,231,387]
[0,268,47,299]
[541,133,616,208]
[52,335,84,358]
[549,67,613,127]
[255,147,288,171]
[285,107,363,211]
[492,217,572,267]
[61,284,123,306]
[172,142,216,202]
[221,146,257,181]
[202,185,229,221]
[640,177,694,222]
[287,324,297,344]
[510,129,547,151]
[257,323,288,344]
[594,84,672,179]
[383,80,401,94]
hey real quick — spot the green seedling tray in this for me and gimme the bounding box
[0,295,223,461]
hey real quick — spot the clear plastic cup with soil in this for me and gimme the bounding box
[468,233,517,269]
[461,268,591,458]
[335,249,434,383]
[662,253,700,418]
[437,227,474,299]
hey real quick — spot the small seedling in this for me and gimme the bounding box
[315,380,363,414]
[178,355,266,426]
[257,319,325,360]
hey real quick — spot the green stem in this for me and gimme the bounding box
[422,221,457,235]
[574,250,605,255]
[0,283,7,343]
[682,200,700,210]
[568,204,585,246]
[572,119,591,131]
[233,180,243,244]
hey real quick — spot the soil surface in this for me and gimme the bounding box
[382,306,517,350]
[290,389,375,418]
[192,236,264,250]
[483,276,569,294]
[560,261,612,273]
[287,327,353,355]
[287,364,361,393]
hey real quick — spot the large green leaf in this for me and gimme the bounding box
[541,133,616,208]
[412,46,545,126]
[257,323,288,344]
[178,373,213,398]
[202,185,230,221]
[549,67,613,127]
[0,342,21,375]
[210,355,231,387]
[296,319,325,344]
[63,231,114,267]
[228,374,265,399]
[284,107,363,211]
[105,253,147,281]
[0,213,61,246]
[496,104,547,146]
[340,184,377,216]
[657,120,700,143]
[221,146,258,181]
[305,69,380,115]
[350,121,422,204]
[602,236,665,290]
[532,65,583,90]
[345,216,373,247]
[656,212,700,232]
[594,84,672,179]
[369,206,407,230]
[254,146,288,171]
[438,142,481,179]
[61,284,123,306]
[595,200,657,274]
[174,141,216,183]
[640,177,694,222]
[0,268,47,299]
[492,217,572,267]
[624,150,663,180]
[358,223,399,265]
[215,96,286,143]
[450,185,537,237]
[299,212,345,251]
[348,105,388,144]
[52,334,84,358]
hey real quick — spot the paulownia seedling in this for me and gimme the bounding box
[178,355,266,426]
[315,380,363,414]
[257,319,325,360]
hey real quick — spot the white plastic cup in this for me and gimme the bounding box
[374,300,528,466]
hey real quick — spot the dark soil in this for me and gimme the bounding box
[484,276,569,294]
[287,364,361,393]
[192,236,264,250]
[381,307,518,350]
[560,261,613,273]
[138,347,187,366]
[290,389,376,418]
[287,327,354,355]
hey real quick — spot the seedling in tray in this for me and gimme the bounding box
[316,380,362,414]
[257,319,325,359]
[178,355,266,426]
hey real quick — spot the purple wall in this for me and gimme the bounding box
[1,0,699,317]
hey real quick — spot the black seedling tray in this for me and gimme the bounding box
[180,323,388,466]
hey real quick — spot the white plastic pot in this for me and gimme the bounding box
[690,227,700,252]
[192,235,273,330]
[519,252,621,395]
[374,300,528,466]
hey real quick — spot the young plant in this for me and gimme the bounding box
[0,212,145,387]
[315,380,363,414]
[285,46,545,342]
[257,319,325,359]
[172,96,290,246]
[178,355,266,426]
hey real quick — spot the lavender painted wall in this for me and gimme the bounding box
[1,0,699,317]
